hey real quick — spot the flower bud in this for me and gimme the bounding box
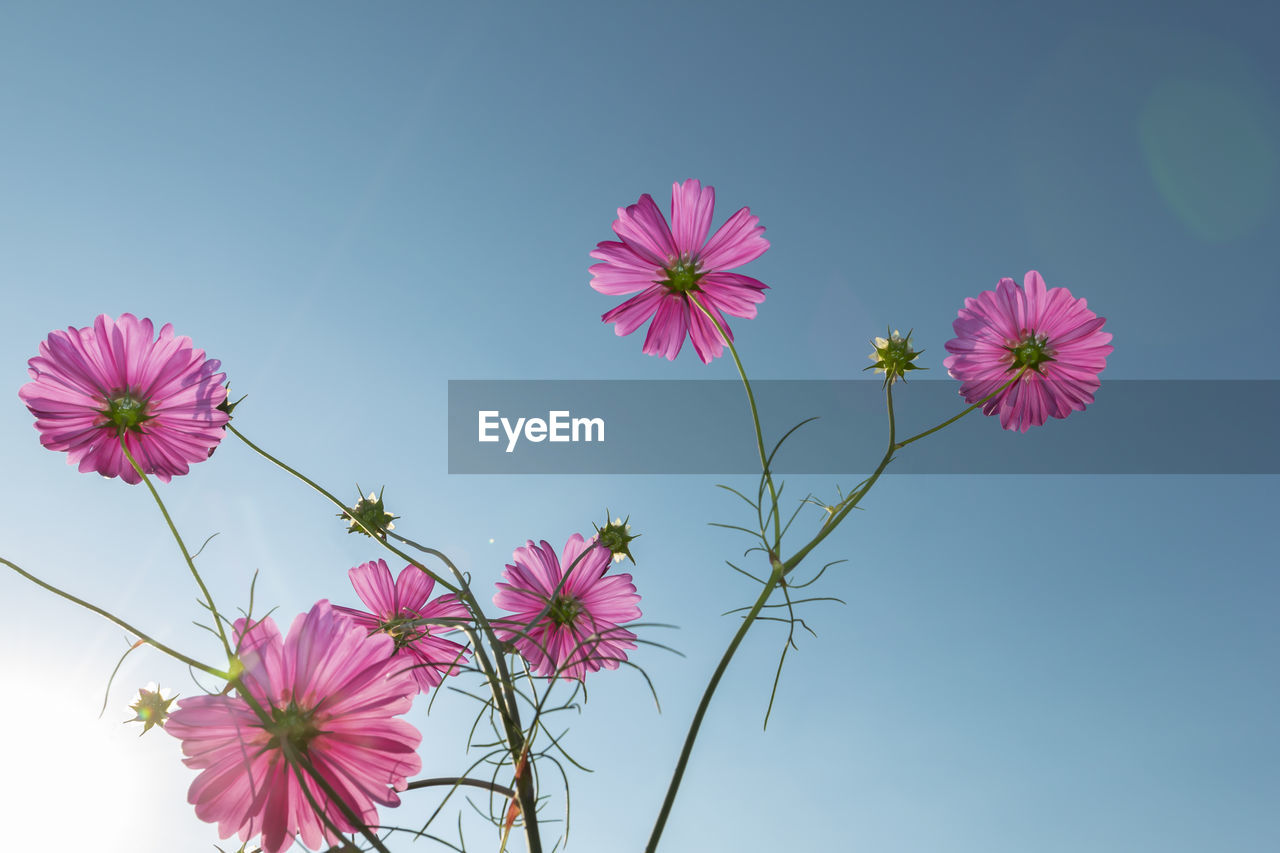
[126,683,176,735]
[338,487,398,540]
[594,512,638,566]
[865,327,926,387]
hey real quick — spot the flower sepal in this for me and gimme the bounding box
[865,328,926,387]
[126,682,177,735]
[338,487,398,540]
[593,511,639,566]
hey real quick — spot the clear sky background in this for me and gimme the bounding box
[1,2,1277,852]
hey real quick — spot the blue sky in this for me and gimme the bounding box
[1,2,1277,852]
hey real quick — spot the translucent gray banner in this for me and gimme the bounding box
[447,380,1278,474]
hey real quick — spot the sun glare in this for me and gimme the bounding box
[0,658,184,848]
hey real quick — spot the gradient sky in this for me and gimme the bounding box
[1,2,1277,852]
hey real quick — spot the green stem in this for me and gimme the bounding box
[119,440,232,659]
[227,424,459,595]
[645,565,783,853]
[648,295,786,853]
[288,734,394,853]
[1,557,228,680]
[454,622,544,853]
[406,777,517,799]
[649,362,1030,850]
[782,383,900,574]
[386,533,528,790]
[393,532,545,853]
[647,381,903,853]
[688,295,782,551]
[228,424,552,851]
[230,681,394,853]
[894,367,1028,449]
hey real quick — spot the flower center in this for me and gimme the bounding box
[103,391,151,434]
[267,700,321,754]
[661,257,702,294]
[379,614,426,650]
[1007,330,1055,374]
[547,593,583,627]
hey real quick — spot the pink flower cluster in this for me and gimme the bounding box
[160,546,641,853]
[589,183,1113,433]
[17,187,1115,853]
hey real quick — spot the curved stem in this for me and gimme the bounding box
[229,682,393,853]
[287,733,394,853]
[226,424,459,595]
[228,426,541,848]
[647,382,902,852]
[648,296,786,853]
[894,367,1028,449]
[645,566,783,853]
[406,777,517,799]
[688,295,782,550]
[649,363,1029,850]
[119,440,231,659]
[393,532,545,853]
[782,383,899,574]
[1,557,228,680]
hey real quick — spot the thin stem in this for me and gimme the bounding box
[455,625,543,853]
[1,557,228,680]
[645,565,783,853]
[119,440,231,659]
[384,530,471,593]
[688,295,782,552]
[483,550,607,853]
[226,424,460,594]
[386,531,532,806]
[406,777,517,799]
[650,360,1028,850]
[229,427,543,847]
[287,739,394,853]
[447,615,544,853]
[647,295,790,853]
[232,681,394,853]
[477,640,542,853]
[782,384,899,574]
[894,367,1028,449]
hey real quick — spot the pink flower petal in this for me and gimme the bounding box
[611,193,677,265]
[670,178,716,257]
[643,293,689,360]
[601,286,666,336]
[698,272,768,318]
[349,560,398,618]
[686,296,731,364]
[698,206,769,271]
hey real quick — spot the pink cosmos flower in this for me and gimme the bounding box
[19,313,228,484]
[590,179,769,363]
[943,271,1114,432]
[334,559,472,694]
[493,534,642,681]
[166,601,422,853]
